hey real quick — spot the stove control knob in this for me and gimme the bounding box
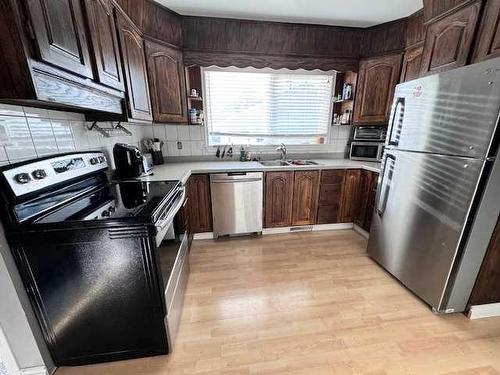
[108,206,116,213]
[32,169,47,180]
[101,210,110,217]
[98,156,106,163]
[90,158,98,165]
[14,173,31,184]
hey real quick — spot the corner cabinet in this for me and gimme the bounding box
[145,39,188,123]
[115,10,152,122]
[291,171,320,226]
[472,0,500,62]
[420,0,482,75]
[353,54,402,125]
[264,171,294,228]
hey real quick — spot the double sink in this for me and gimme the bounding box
[259,159,320,167]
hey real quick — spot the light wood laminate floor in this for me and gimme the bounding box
[57,230,500,375]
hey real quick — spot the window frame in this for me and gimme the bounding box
[201,66,336,147]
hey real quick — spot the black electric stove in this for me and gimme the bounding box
[0,152,186,366]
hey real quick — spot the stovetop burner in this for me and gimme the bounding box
[26,180,180,224]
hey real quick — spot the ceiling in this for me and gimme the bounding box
[155,0,423,28]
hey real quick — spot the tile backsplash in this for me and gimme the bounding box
[0,103,353,167]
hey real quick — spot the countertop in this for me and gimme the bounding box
[140,159,381,184]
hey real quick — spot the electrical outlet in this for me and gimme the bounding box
[0,124,11,146]
[177,141,183,150]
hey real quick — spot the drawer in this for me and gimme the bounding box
[164,233,188,313]
[166,253,189,348]
[318,183,343,205]
[317,205,340,224]
[320,170,345,184]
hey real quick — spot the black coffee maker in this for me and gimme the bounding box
[113,143,145,179]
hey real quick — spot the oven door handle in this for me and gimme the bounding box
[155,187,186,233]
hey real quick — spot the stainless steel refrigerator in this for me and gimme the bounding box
[367,57,500,314]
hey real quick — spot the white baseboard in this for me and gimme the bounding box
[263,223,353,235]
[353,224,369,239]
[21,366,48,375]
[193,223,354,240]
[468,303,500,320]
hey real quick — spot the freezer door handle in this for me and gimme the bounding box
[376,153,396,216]
[387,97,405,147]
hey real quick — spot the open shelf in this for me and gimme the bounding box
[332,71,357,126]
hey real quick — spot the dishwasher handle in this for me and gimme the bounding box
[211,178,262,183]
[210,172,263,182]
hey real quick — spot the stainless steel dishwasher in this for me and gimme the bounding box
[210,172,263,238]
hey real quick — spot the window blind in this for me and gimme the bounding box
[204,69,334,145]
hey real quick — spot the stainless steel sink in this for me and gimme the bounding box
[259,159,321,167]
[288,160,320,165]
[259,160,290,166]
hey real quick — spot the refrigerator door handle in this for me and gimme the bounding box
[387,97,405,147]
[375,153,396,216]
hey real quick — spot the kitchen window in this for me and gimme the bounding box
[203,67,334,146]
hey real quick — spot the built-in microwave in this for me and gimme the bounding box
[350,141,384,162]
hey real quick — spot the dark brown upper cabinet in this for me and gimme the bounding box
[24,0,94,79]
[420,0,482,76]
[145,39,188,123]
[472,0,500,62]
[114,0,144,29]
[84,0,125,91]
[115,10,152,122]
[291,171,320,226]
[264,171,294,228]
[400,45,424,82]
[353,54,402,125]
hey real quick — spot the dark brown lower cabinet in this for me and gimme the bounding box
[187,174,212,233]
[316,170,346,224]
[354,170,379,231]
[264,169,379,230]
[291,171,320,226]
[264,171,294,228]
[468,217,500,306]
[339,170,362,223]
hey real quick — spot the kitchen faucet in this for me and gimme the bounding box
[276,143,287,161]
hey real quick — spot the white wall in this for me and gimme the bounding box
[0,103,352,166]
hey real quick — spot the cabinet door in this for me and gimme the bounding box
[264,172,293,228]
[25,0,94,78]
[115,12,152,121]
[363,172,379,232]
[187,175,212,233]
[291,171,320,226]
[115,0,144,29]
[145,40,188,123]
[400,45,424,82]
[353,170,370,227]
[84,0,125,91]
[472,0,500,62]
[420,1,481,75]
[353,54,402,125]
[340,169,361,223]
[468,217,500,305]
[316,170,345,224]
